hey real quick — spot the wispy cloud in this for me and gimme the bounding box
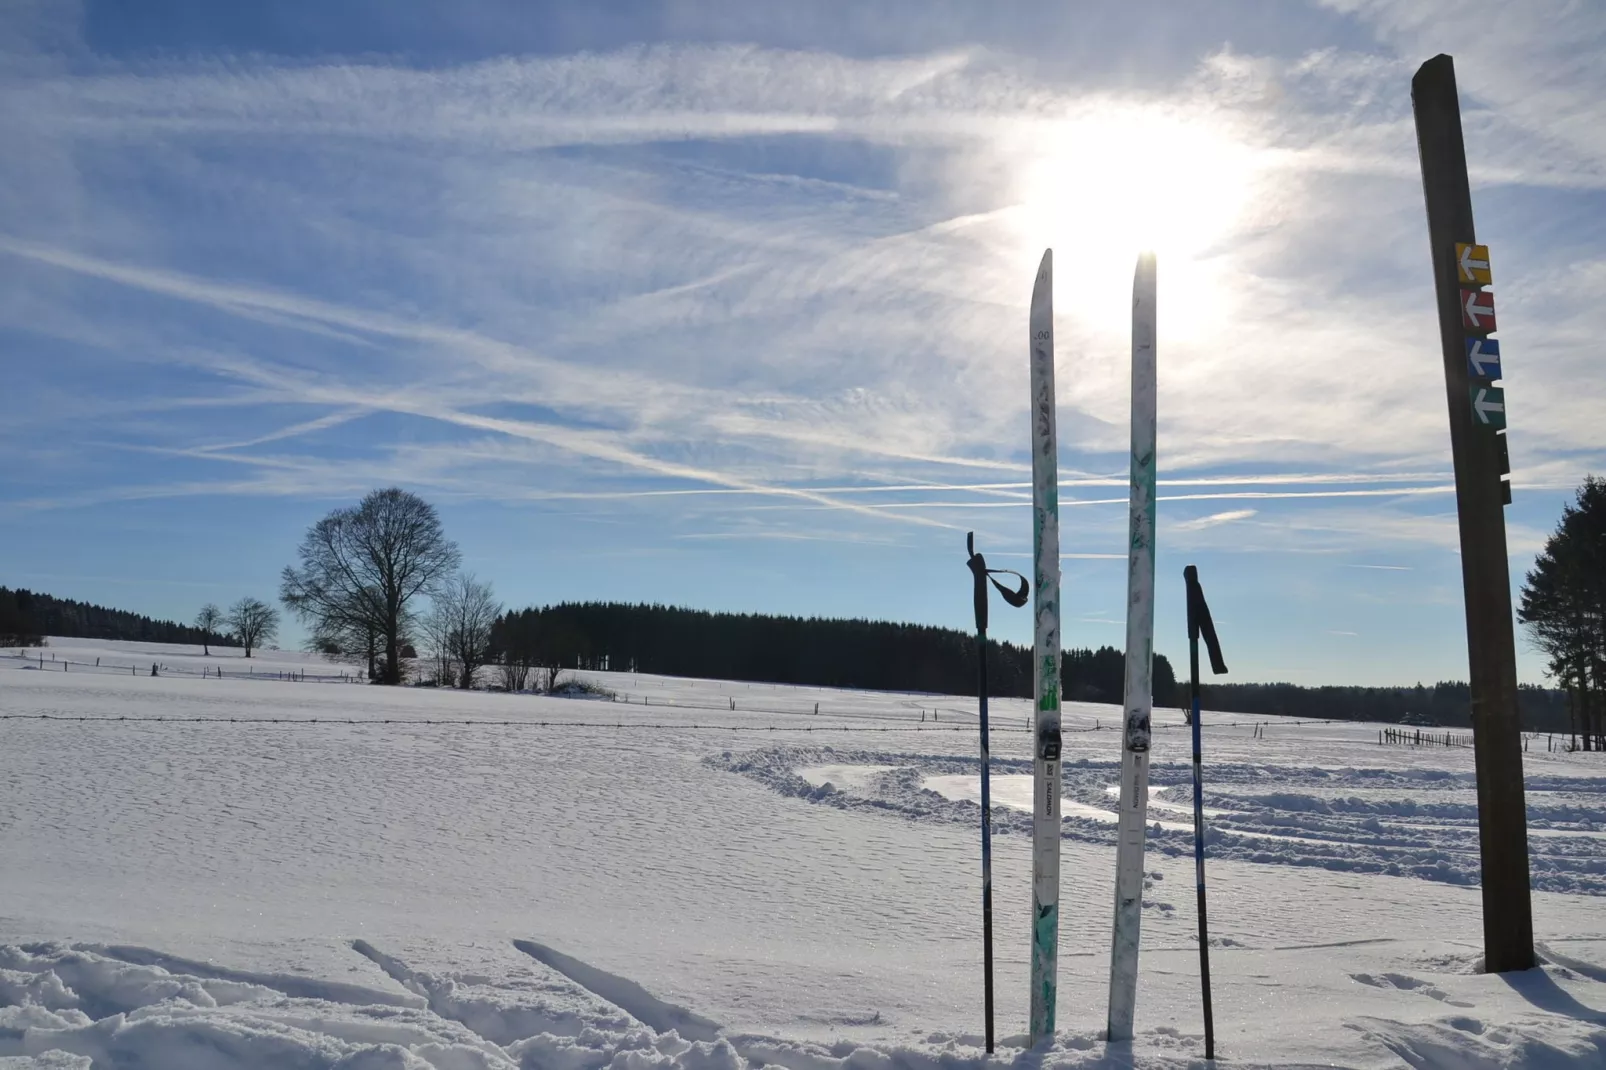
[2,14,1603,688]
[194,409,371,452]
[1175,508,1258,530]
[6,38,1598,505]
[992,551,1126,561]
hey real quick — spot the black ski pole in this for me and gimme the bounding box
[1184,565,1228,1061]
[965,532,1028,1055]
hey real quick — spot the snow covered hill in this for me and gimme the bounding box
[10,636,361,680]
[3,638,1604,1068]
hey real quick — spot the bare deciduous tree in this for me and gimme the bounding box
[226,597,279,658]
[281,488,460,685]
[489,609,580,693]
[426,573,501,689]
[539,652,566,695]
[499,657,531,692]
[419,601,456,687]
[195,603,223,656]
[309,612,386,681]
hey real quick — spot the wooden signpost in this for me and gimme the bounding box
[1411,54,1533,973]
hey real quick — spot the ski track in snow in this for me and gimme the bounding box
[748,748,1606,895]
[511,940,721,1043]
[4,638,1606,1068]
[4,938,1605,1070]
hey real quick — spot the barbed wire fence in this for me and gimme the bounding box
[0,709,1379,735]
[4,649,358,683]
[5,651,1496,741]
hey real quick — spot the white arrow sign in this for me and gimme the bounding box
[1460,245,1489,278]
[1462,289,1496,330]
[1467,338,1502,378]
[1473,387,1505,426]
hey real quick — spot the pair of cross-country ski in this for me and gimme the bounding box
[1020,250,1225,1052]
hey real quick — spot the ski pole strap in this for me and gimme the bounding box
[988,570,1029,607]
[1183,565,1229,676]
[966,533,1031,634]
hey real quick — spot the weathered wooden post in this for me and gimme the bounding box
[1411,53,1534,973]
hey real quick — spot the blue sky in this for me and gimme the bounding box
[2,0,1603,686]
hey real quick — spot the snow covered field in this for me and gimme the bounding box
[3,638,1606,1068]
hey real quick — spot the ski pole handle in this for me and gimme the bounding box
[1183,565,1228,676]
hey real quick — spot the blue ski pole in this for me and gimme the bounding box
[966,533,1028,1054]
[1184,565,1228,1061]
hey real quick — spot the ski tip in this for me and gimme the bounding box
[1135,250,1156,278]
[1033,249,1052,302]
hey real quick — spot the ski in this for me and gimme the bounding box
[1107,252,1158,1042]
[1028,249,1063,1046]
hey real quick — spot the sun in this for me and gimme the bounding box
[1008,105,1262,338]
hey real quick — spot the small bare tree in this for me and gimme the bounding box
[499,657,531,692]
[427,573,500,689]
[195,603,223,655]
[226,597,279,658]
[540,653,565,694]
[419,601,455,687]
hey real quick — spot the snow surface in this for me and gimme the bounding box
[3,638,1606,1068]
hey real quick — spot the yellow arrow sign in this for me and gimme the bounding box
[1456,242,1491,286]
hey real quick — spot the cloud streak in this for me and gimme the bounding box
[1,14,1602,690]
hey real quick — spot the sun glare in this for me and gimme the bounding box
[1010,107,1261,338]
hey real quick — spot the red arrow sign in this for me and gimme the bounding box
[1461,289,1496,333]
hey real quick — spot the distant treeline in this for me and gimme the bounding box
[491,601,1178,705]
[1194,681,1570,732]
[0,587,236,649]
[492,602,1570,729]
[4,580,1574,732]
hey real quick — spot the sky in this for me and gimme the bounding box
[2,0,1604,687]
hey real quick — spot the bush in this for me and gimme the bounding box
[551,678,615,700]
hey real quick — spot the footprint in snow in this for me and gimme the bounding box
[1348,971,1475,1008]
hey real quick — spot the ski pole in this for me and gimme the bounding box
[1184,564,1228,1061]
[966,532,1028,1055]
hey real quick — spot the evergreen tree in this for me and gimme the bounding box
[1519,476,1606,749]
[487,602,1178,703]
[0,587,235,648]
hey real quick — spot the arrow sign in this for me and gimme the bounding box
[1471,385,1506,430]
[1467,338,1502,379]
[1456,242,1492,286]
[1462,289,1497,333]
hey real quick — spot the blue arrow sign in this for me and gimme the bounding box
[1466,338,1502,380]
